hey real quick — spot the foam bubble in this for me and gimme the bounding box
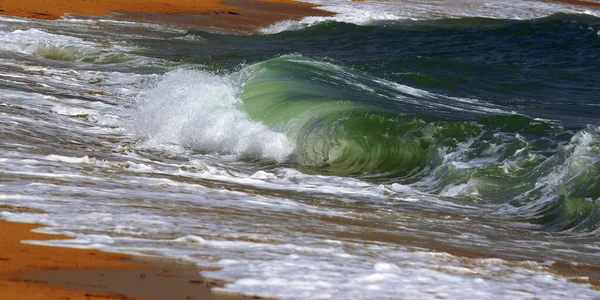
[132,69,294,162]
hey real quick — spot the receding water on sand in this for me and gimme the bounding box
[2,1,600,299]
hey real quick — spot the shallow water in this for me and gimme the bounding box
[2,1,600,299]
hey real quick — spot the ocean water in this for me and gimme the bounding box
[2,0,600,299]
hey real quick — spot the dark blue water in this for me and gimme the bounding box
[130,14,600,233]
[137,14,600,127]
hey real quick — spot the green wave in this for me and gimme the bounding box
[518,127,600,232]
[236,56,455,176]
[234,55,600,232]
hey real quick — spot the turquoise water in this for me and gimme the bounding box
[2,1,600,299]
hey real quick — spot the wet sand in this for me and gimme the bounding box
[3,0,600,298]
[0,220,272,300]
[0,0,334,32]
[0,1,332,298]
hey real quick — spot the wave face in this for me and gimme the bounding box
[235,55,502,176]
[4,10,600,300]
[129,14,600,232]
[230,53,600,232]
[175,14,600,125]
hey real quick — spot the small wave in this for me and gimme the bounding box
[230,55,600,232]
[129,52,600,232]
[260,0,600,34]
[513,126,600,232]
[0,28,135,63]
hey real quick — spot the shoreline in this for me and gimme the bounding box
[0,0,334,33]
[1,0,600,299]
[0,219,270,300]
[0,1,329,299]
[2,217,598,300]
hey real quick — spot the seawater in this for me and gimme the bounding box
[1,0,600,299]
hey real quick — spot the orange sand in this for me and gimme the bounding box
[0,1,330,299]
[0,0,334,33]
[0,220,259,300]
[0,0,229,19]
[0,0,310,20]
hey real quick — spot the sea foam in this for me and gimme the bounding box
[261,0,600,34]
[131,69,294,162]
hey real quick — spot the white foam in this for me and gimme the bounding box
[51,105,96,117]
[0,28,96,59]
[440,182,480,198]
[215,248,600,299]
[132,69,294,162]
[262,0,600,34]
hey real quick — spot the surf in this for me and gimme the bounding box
[129,53,600,233]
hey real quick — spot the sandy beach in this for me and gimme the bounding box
[2,0,600,299]
[0,219,272,300]
[0,0,333,32]
[0,1,330,298]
